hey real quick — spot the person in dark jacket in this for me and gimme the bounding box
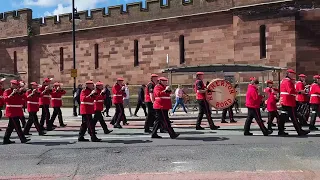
[73,84,82,116]
[103,84,112,117]
[134,84,148,117]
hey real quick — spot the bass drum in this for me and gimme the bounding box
[206,79,236,110]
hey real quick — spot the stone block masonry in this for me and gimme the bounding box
[0,0,319,87]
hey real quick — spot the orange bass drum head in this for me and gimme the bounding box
[206,79,236,110]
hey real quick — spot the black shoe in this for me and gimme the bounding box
[110,121,115,125]
[52,124,58,128]
[144,129,152,133]
[73,114,78,117]
[244,132,253,136]
[298,130,310,136]
[21,139,31,143]
[309,126,319,131]
[24,133,32,136]
[151,134,162,139]
[91,138,102,142]
[0,129,2,131]
[104,130,113,134]
[133,114,138,117]
[221,120,228,123]
[78,137,89,142]
[60,124,67,127]
[39,131,46,136]
[46,127,55,131]
[3,139,15,144]
[210,125,220,130]
[230,120,237,123]
[106,115,111,117]
[263,130,273,136]
[278,131,289,136]
[123,122,129,125]
[171,133,180,139]
[196,126,205,130]
[114,124,122,129]
[271,123,277,127]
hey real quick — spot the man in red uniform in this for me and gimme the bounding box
[295,74,309,126]
[3,80,30,144]
[264,80,279,130]
[278,69,310,136]
[38,78,53,130]
[111,78,126,128]
[194,72,220,130]
[19,81,27,128]
[144,74,158,133]
[244,77,271,136]
[308,75,320,131]
[0,78,6,131]
[24,82,46,136]
[78,80,101,142]
[93,81,112,134]
[151,77,179,139]
[49,82,67,128]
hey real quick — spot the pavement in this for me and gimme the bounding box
[1,114,320,180]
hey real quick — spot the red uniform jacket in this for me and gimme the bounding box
[309,83,320,105]
[0,88,5,107]
[80,88,95,115]
[112,83,126,104]
[38,86,52,105]
[153,84,172,110]
[51,88,66,107]
[264,87,277,112]
[245,84,263,109]
[94,89,105,112]
[280,77,297,107]
[26,89,41,112]
[3,88,24,118]
[295,81,308,102]
[194,79,206,100]
[20,90,27,108]
[145,81,156,103]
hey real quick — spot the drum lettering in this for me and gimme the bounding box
[220,81,224,86]
[229,89,235,94]
[227,99,232,103]
[215,81,220,87]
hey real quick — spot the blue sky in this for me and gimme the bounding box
[0,0,166,18]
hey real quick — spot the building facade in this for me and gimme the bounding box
[0,0,319,86]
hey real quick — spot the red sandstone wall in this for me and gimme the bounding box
[0,9,31,39]
[296,9,320,78]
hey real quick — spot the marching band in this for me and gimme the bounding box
[0,68,319,144]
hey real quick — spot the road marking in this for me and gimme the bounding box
[171,161,188,164]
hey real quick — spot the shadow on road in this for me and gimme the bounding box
[26,141,76,146]
[105,139,152,144]
[177,136,229,142]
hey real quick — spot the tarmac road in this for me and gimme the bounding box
[1,117,320,180]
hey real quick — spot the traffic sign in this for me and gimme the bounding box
[71,69,77,78]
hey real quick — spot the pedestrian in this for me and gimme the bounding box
[171,84,188,115]
[264,80,279,130]
[73,84,82,117]
[110,78,127,128]
[194,72,220,130]
[102,84,112,117]
[144,74,159,133]
[308,75,320,131]
[93,81,113,134]
[295,74,309,126]
[123,83,133,116]
[244,77,272,136]
[78,80,101,142]
[39,78,53,131]
[278,69,310,136]
[0,78,6,131]
[2,80,30,144]
[24,82,46,136]
[49,82,67,128]
[151,77,180,139]
[133,84,148,117]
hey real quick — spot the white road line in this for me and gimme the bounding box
[171,161,188,164]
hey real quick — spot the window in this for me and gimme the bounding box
[94,44,99,69]
[13,51,17,74]
[134,40,139,67]
[260,25,266,59]
[60,47,64,71]
[179,35,185,64]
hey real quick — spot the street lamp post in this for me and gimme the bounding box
[72,0,80,116]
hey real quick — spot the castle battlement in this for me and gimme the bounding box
[0,0,318,38]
